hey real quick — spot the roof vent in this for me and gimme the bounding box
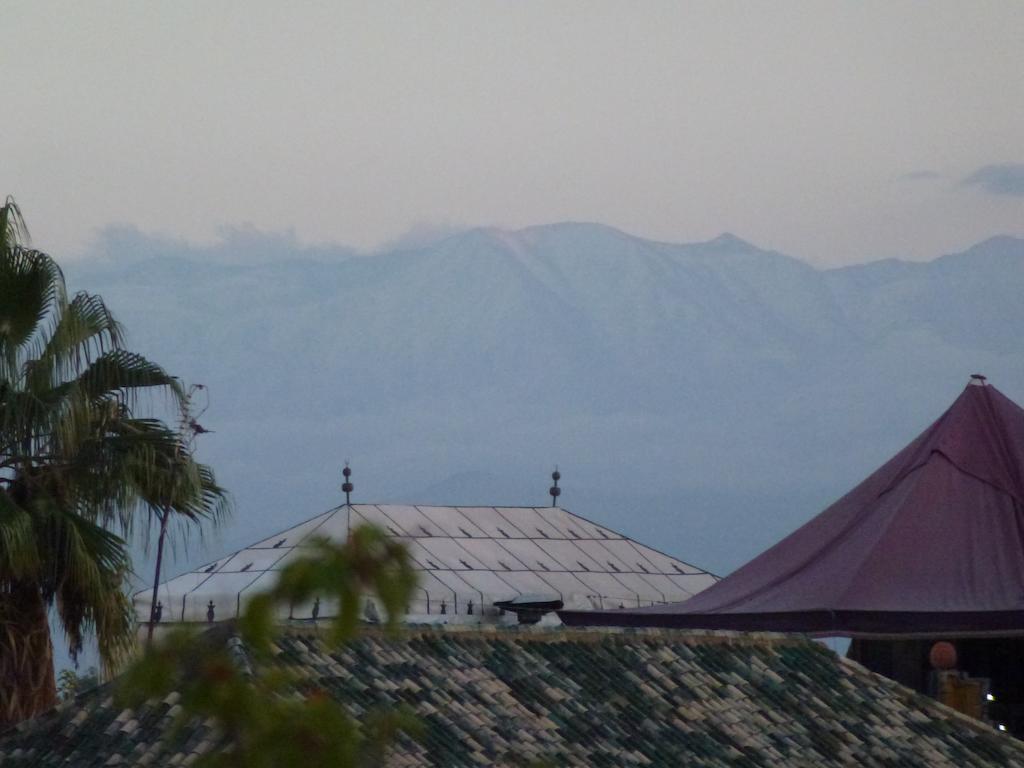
[494,594,564,625]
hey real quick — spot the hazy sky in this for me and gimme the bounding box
[4,2,1023,265]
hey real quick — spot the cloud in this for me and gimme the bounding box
[83,224,356,266]
[375,222,468,253]
[900,170,941,182]
[961,163,1024,197]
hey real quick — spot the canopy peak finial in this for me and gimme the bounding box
[970,373,988,386]
[342,462,353,505]
[549,466,561,507]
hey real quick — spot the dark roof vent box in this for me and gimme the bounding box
[494,594,564,625]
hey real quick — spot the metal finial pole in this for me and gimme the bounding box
[342,463,353,505]
[342,462,353,536]
[549,467,561,507]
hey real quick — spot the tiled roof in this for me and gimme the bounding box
[135,505,717,624]
[3,628,1023,767]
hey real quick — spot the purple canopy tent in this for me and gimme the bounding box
[560,377,1024,637]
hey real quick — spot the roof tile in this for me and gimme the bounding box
[3,628,1024,767]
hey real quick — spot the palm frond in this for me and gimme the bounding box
[0,197,30,253]
[0,491,38,578]
[0,248,66,380]
[0,388,52,461]
[77,350,183,404]
[37,498,133,665]
[30,292,124,390]
[59,414,230,537]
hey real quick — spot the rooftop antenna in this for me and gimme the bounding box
[549,467,561,507]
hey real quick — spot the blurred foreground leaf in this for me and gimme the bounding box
[118,525,418,767]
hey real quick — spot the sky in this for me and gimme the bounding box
[3,1,1023,266]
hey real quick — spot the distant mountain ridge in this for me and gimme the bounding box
[66,223,1024,578]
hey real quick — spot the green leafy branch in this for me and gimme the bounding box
[118,526,420,768]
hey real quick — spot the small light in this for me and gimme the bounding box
[998,724,1007,732]
[987,693,996,702]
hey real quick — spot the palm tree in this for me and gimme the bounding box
[0,198,229,725]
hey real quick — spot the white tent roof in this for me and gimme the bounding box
[135,504,717,624]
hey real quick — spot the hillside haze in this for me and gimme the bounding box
[67,224,1024,577]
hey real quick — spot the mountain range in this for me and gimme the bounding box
[66,224,1024,578]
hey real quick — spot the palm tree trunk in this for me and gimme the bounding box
[0,580,57,727]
